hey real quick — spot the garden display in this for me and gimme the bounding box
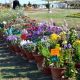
[0,8,80,80]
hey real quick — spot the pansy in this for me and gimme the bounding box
[6,35,18,41]
[50,33,60,41]
[20,40,27,46]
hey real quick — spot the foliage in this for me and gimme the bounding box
[68,28,78,45]
[37,41,50,58]
[0,8,24,23]
[73,40,80,62]
[22,40,36,52]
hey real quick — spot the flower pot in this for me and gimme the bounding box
[13,45,21,55]
[15,45,21,53]
[75,63,80,68]
[33,54,44,70]
[24,50,35,61]
[12,45,18,53]
[51,67,66,80]
[20,48,28,60]
[42,67,51,75]
[9,45,15,52]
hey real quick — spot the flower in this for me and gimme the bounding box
[20,40,27,46]
[6,35,18,41]
[74,39,80,44]
[23,40,36,52]
[67,43,72,48]
[22,29,28,34]
[41,36,49,42]
[21,33,27,40]
[50,33,60,41]
[3,21,7,25]
[62,40,67,45]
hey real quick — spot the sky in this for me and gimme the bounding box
[0,0,47,5]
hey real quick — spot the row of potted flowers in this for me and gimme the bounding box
[0,15,80,80]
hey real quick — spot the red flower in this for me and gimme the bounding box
[21,34,27,40]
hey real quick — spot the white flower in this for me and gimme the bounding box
[26,40,33,44]
[22,29,28,34]
[20,40,27,46]
[3,21,7,25]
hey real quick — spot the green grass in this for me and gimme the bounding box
[25,9,80,27]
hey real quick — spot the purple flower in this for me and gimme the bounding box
[49,26,62,34]
[67,43,72,49]
[63,44,67,49]
[6,35,18,41]
[63,43,72,49]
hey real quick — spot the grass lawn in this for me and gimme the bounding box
[24,9,80,28]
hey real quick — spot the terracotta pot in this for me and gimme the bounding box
[15,45,21,53]
[75,63,80,68]
[13,45,18,52]
[51,67,66,80]
[42,67,51,75]
[33,54,44,70]
[24,50,35,61]
[9,45,15,52]
[20,48,28,59]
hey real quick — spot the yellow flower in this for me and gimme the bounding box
[73,40,80,46]
[75,40,80,44]
[50,33,60,41]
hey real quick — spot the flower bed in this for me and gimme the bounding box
[0,9,80,80]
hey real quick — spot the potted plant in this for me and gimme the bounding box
[22,40,35,62]
[6,35,18,53]
[49,31,77,80]
[62,43,77,80]
[36,41,51,74]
